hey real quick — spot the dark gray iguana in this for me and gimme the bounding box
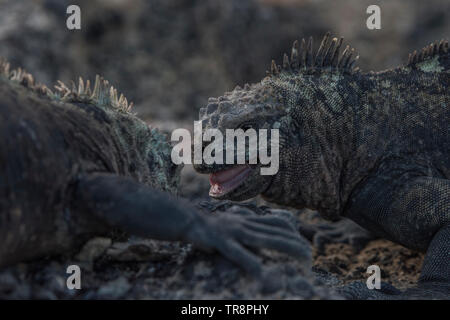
[0,59,310,276]
[194,33,450,299]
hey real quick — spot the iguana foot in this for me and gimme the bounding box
[186,207,311,277]
[297,211,375,254]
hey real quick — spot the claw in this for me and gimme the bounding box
[238,229,311,261]
[219,239,263,276]
[247,215,297,232]
[243,221,302,241]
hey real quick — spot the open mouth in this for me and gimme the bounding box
[209,165,252,197]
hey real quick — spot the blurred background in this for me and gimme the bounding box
[0,0,448,125]
[0,1,447,297]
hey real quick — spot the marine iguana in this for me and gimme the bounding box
[194,33,450,299]
[0,58,310,276]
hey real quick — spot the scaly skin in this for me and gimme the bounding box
[194,33,450,299]
[0,58,310,276]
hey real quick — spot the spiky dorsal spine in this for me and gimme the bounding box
[0,57,133,113]
[407,39,449,67]
[267,32,360,76]
[54,75,133,112]
[0,57,52,95]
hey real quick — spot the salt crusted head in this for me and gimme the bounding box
[0,58,182,194]
[193,32,361,207]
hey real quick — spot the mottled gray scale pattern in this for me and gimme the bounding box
[195,33,450,298]
[0,75,180,267]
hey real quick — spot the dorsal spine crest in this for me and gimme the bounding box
[407,39,449,67]
[267,32,360,76]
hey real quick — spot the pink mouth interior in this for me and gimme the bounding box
[209,165,252,197]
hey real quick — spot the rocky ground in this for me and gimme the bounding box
[0,0,440,299]
[0,201,342,300]
[0,173,425,299]
[300,211,424,290]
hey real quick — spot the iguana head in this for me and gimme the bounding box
[193,33,360,219]
[114,113,182,195]
[0,58,182,195]
[52,75,183,195]
[194,81,286,201]
[50,74,183,195]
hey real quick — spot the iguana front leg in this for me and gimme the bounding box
[73,173,311,276]
[340,172,450,299]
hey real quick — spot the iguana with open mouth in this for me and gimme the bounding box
[0,58,310,276]
[194,33,450,299]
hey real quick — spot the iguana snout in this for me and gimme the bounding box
[193,82,284,201]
